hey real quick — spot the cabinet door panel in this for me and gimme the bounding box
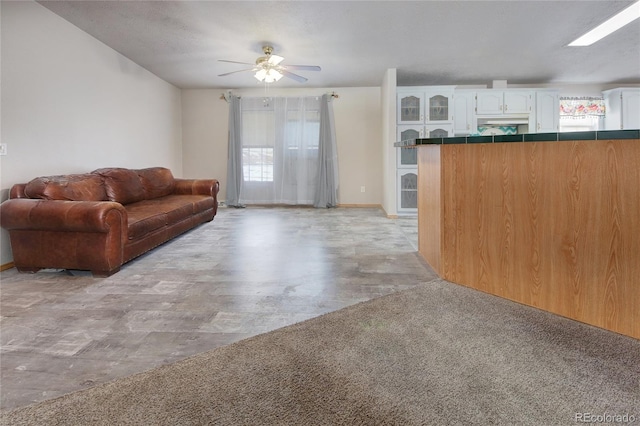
[398,170,418,211]
[425,125,453,138]
[504,91,531,113]
[622,92,640,129]
[427,94,451,122]
[476,92,503,114]
[398,94,424,124]
[536,91,559,133]
[453,92,475,134]
[398,126,422,141]
[397,126,422,168]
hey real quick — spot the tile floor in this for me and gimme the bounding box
[0,206,432,411]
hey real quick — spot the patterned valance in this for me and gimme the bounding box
[560,97,606,117]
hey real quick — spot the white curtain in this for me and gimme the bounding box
[237,96,337,206]
[225,95,244,207]
[314,94,339,208]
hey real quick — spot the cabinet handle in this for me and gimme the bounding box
[504,104,508,112]
[537,123,541,130]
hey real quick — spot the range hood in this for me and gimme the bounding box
[476,114,531,135]
[477,115,529,125]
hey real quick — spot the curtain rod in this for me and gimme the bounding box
[221,91,339,102]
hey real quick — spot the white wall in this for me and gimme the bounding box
[381,69,397,217]
[181,90,229,197]
[0,1,183,265]
[181,87,383,206]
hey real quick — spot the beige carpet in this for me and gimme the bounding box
[2,278,639,425]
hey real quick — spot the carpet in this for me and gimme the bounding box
[2,278,639,425]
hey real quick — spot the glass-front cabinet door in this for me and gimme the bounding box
[398,147,418,168]
[397,170,418,212]
[398,88,454,124]
[398,126,422,141]
[396,87,454,215]
[397,93,424,124]
[397,126,422,168]
[425,125,452,138]
[426,94,452,122]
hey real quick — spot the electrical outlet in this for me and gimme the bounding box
[0,143,7,156]
[360,186,365,193]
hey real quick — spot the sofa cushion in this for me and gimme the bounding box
[140,194,214,216]
[93,168,146,205]
[136,167,176,199]
[124,203,168,240]
[24,174,107,201]
[129,196,195,225]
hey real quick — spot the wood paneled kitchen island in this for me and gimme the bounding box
[399,131,640,339]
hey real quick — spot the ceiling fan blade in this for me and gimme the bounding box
[281,70,308,83]
[268,55,284,65]
[283,65,321,72]
[218,68,255,77]
[218,60,255,65]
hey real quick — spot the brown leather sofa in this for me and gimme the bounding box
[0,167,219,276]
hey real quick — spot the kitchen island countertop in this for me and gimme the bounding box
[394,129,640,147]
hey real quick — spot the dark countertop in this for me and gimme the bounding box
[394,129,640,147]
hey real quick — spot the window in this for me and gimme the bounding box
[559,116,602,132]
[242,147,273,182]
[241,100,276,183]
[559,97,605,132]
[239,96,323,205]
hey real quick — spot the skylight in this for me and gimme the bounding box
[568,1,640,46]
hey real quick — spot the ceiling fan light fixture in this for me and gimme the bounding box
[254,68,283,83]
[269,69,284,82]
[220,45,319,84]
[254,69,267,81]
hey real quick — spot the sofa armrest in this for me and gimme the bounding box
[173,179,220,197]
[9,183,28,199]
[0,199,127,234]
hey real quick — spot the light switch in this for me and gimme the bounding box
[0,143,7,156]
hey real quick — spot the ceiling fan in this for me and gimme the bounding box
[218,45,321,83]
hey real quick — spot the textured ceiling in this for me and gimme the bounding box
[38,0,640,89]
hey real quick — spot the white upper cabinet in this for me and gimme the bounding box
[476,90,532,114]
[504,91,532,114]
[453,90,476,134]
[425,91,453,122]
[396,126,421,168]
[397,169,418,212]
[397,125,423,141]
[425,124,453,138]
[603,88,640,130]
[398,92,425,124]
[398,87,455,124]
[534,90,559,133]
[476,91,503,114]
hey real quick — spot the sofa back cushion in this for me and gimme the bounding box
[136,167,175,199]
[24,174,107,201]
[93,168,146,205]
